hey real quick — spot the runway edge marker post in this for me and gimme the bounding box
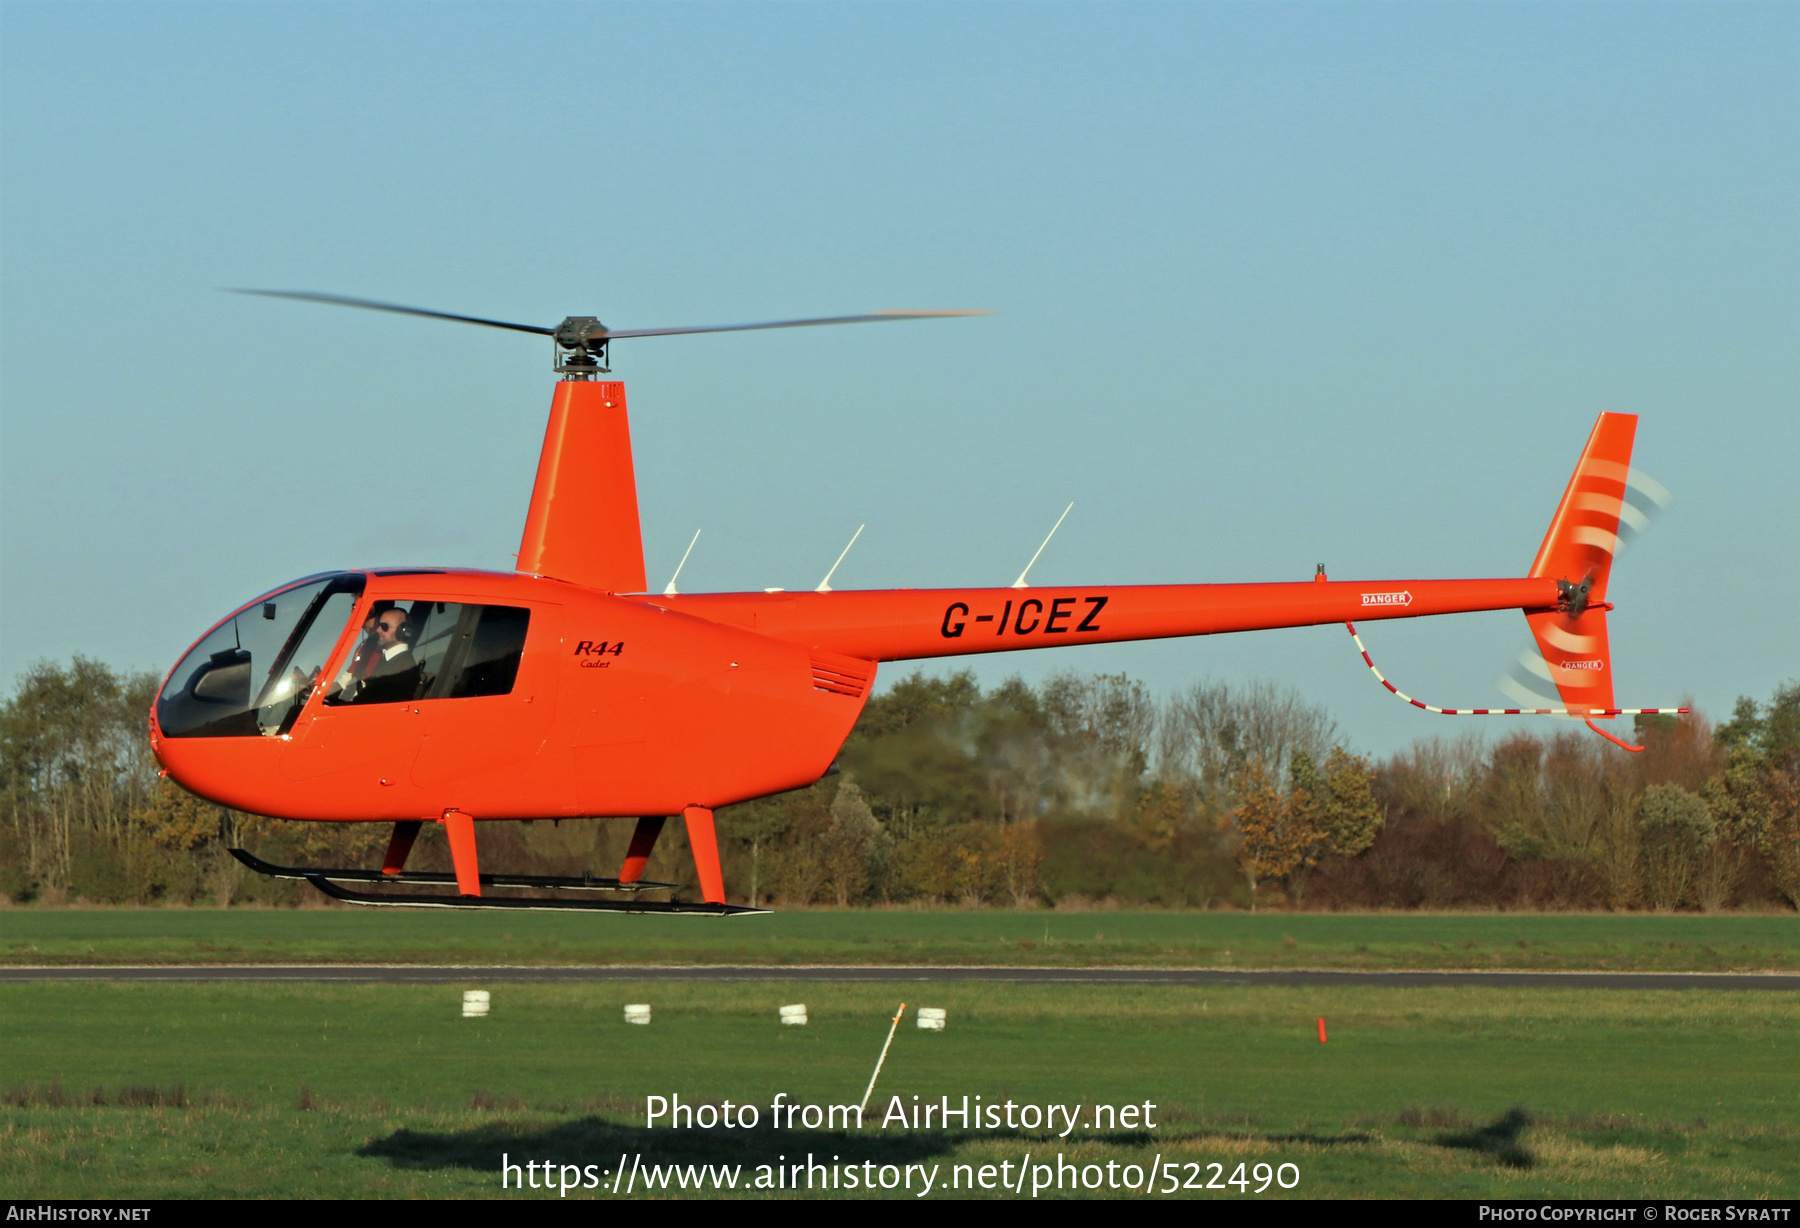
[860,1002,907,1114]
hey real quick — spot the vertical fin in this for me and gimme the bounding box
[517,380,647,593]
[1529,412,1636,602]
[1525,412,1636,716]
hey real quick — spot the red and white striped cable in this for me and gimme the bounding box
[1344,621,1687,718]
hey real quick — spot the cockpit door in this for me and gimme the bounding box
[410,602,560,789]
[279,591,424,786]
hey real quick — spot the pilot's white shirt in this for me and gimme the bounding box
[334,641,408,690]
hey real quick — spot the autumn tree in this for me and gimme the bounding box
[1291,748,1384,858]
[821,778,888,906]
[1,658,160,898]
[1705,683,1800,907]
[1163,679,1337,795]
[1638,784,1714,910]
[1226,758,1327,910]
[995,821,1045,907]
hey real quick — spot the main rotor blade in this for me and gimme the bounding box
[230,291,992,344]
[595,310,993,340]
[229,290,556,336]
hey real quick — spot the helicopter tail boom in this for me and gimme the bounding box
[657,575,1563,663]
[658,415,1653,709]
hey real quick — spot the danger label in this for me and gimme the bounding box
[1360,592,1412,607]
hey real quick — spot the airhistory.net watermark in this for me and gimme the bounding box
[503,1151,1301,1197]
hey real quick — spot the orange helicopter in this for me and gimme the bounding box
[150,292,1683,914]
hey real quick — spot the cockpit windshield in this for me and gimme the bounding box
[156,573,366,738]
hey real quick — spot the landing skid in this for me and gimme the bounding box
[228,847,679,893]
[305,874,766,915]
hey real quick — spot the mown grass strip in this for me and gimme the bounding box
[4,909,1796,970]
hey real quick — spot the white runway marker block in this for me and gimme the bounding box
[779,1004,808,1026]
[917,1007,946,1031]
[462,990,490,1018]
[623,1003,651,1026]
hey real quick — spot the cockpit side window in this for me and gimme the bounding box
[322,602,530,707]
[446,604,531,698]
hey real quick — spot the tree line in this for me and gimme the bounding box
[1,656,1794,910]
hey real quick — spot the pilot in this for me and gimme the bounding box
[325,601,395,703]
[326,603,419,704]
[344,601,396,681]
[353,608,421,703]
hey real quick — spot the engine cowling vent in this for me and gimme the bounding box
[810,655,872,698]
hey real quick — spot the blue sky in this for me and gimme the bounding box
[2,2,1794,755]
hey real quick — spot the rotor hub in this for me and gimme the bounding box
[1557,576,1595,617]
[553,316,609,378]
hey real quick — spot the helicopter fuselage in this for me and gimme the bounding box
[143,368,1654,910]
[151,569,870,822]
[149,565,1556,825]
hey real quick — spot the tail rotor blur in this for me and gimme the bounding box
[1498,648,1565,712]
[1614,467,1674,551]
[1499,463,1671,713]
[1346,415,1687,751]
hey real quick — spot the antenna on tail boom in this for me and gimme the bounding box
[815,525,865,593]
[662,530,701,596]
[1012,503,1073,589]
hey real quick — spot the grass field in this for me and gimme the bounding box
[3,908,1797,971]
[1,979,1794,1199]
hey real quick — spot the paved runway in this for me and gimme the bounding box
[3,965,1796,990]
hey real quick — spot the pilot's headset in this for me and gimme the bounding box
[393,611,419,645]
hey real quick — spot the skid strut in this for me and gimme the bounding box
[382,820,422,875]
[684,806,726,905]
[442,809,480,895]
[618,816,666,884]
